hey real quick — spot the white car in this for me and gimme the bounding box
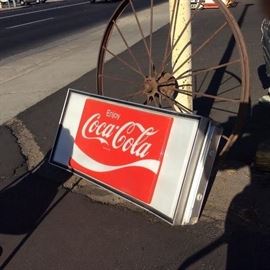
[191,0,236,9]
[19,0,46,5]
[191,0,204,9]
[89,0,117,3]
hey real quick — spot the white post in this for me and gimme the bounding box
[169,0,193,111]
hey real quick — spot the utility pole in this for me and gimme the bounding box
[169,0,193,111]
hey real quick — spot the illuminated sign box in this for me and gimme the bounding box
[50,89,222,225]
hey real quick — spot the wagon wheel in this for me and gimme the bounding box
[96,0,250,156]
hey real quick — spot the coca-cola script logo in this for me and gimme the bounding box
[70,99,173,203]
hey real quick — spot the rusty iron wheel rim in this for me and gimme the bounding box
[96,0,250,156]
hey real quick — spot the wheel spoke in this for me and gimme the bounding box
[166,97,184,113]
[194,92,241,103]
[153,95,160,107]
[171,0,180,48]
[161,0,204,73]
[176,59,241,80]
[103,46,145,78]
[129,0,154,76]
[160,91,193,113]
[196,71,210,93]
[217,84,241,96]
[158,82,192,88]
[173,22,228,76]
[113,20,144,76]
[100,74,137,85]
[166,87,193,96]
[171,41,192,71]
[211,106,238,114]
[120,90,144,100]
[165,86,241,103]
[161,17,192,73]
[160,0,178,74]
[221,74,234,85]
[146,96,153,105]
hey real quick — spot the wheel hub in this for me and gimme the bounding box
[143,72,178,100]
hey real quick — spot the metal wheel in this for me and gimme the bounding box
[97,0,250,155]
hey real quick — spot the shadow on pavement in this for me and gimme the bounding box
[178,102,270,270]
[224,102,270,269]
[0,127,76,269]
[0,157,68,234]
[257,64,270,90]
[178,2,270,267]
[195,4,252,118]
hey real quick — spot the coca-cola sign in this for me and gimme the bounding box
[69,99,173,203]
[51,90,221,225]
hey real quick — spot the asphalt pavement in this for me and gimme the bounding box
[0,0,166,60]
[1,0,270,269]
[0,0,168,124]
[0,0,116,59]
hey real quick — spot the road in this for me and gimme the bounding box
[0,0,168,124]
[0,0,166,60]
[1,1,270,269]
[0,0,121,123]
[0,0,118,59]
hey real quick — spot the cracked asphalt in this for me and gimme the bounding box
[0,125,27,183]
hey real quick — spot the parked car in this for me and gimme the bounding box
[190,0,204,9]
[89,0,118,3]
[19,0,46,5]
[190,0,236,9]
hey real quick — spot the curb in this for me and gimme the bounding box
[0,5,23,11]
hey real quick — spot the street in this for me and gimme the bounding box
[0,0,166,59]
[0,0,118,59]
[1,0,270,269]
[0,0,167,124]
